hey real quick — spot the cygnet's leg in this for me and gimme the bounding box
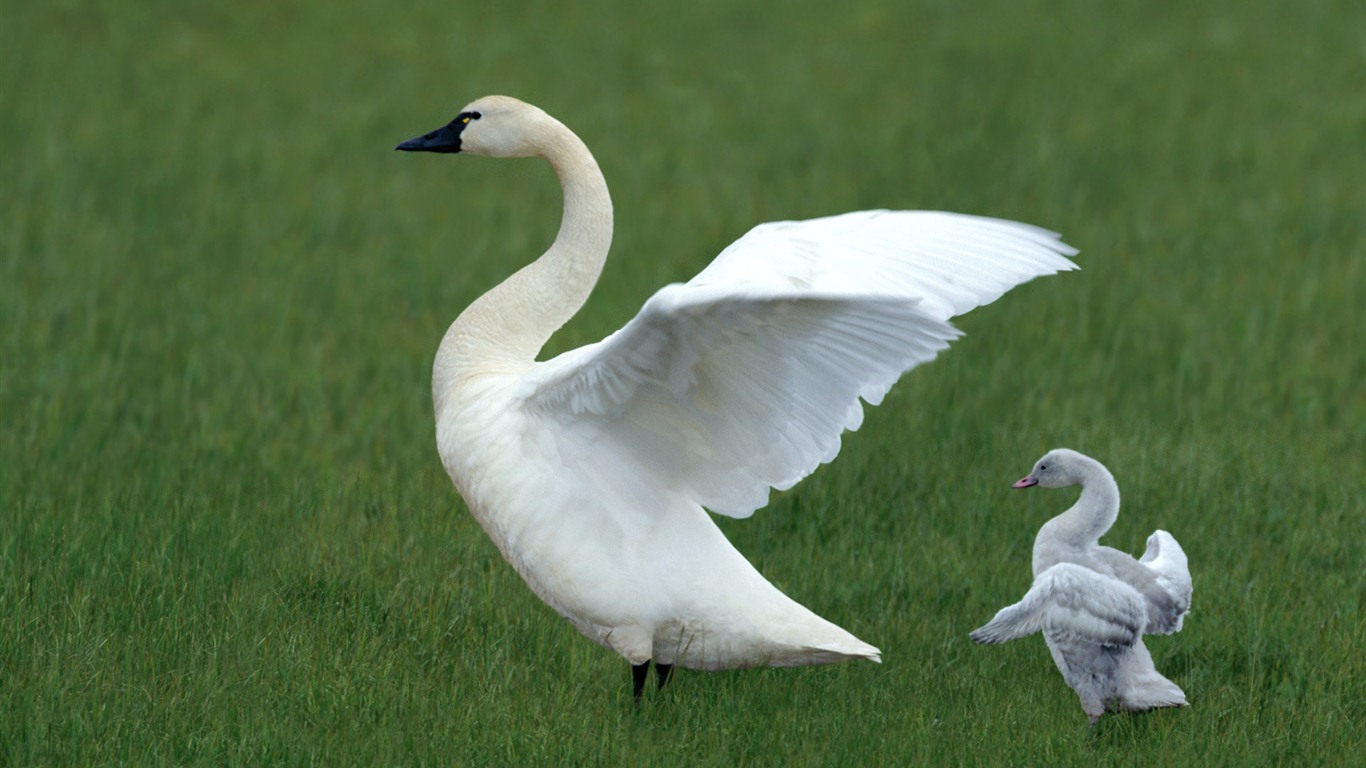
[1080,694,1105,725]
[632,661,651,702]
[655,662,674,690]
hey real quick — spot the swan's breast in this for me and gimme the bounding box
[435,375,660,619]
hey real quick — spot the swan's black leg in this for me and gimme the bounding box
[655,663,673,690]
[632,661,650,702]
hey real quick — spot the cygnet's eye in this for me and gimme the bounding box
[1039,464,1048,472]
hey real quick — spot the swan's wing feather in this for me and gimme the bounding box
[971,563,1146,648]
[1098,537,1192,635]
[516,210,1078,518]
[520,287,959,516]
[693,210,1078,321]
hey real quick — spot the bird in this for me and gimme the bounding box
[971,448,1192,723]
[396,95,1079,700]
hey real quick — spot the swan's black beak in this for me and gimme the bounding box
[396,119,465,153]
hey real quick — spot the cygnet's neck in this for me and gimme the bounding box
[432,117,613,413]
[1032,457,1121,575]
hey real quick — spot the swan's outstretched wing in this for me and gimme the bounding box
[516,210,1078,518]
[971,563,1147,648]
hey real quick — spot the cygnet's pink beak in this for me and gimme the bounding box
[1012,476,1038,489]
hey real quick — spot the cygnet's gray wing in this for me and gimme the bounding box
[971,563,1147,648]
[1139,530,1193,632]
[1096,530,1192,635]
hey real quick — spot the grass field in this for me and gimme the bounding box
[3,0,1362,764]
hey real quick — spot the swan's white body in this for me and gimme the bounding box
[972,449,1192,723]
[399,96,1079,678]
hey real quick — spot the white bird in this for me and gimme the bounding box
[396,95,1079,699]
[971,448,1192,723]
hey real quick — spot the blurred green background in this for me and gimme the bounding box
[3,0,1362,764]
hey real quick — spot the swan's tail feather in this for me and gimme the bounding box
[662,621,881,669]
[695,641,880,669]
[768,637,881,667]
[806,640,882,664]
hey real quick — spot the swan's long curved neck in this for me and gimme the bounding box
[432,119,613,411]
[1036,459,1121,552]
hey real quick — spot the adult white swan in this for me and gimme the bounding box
[972,449,1192,723]
[397,96,1078,699]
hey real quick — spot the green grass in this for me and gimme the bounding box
[3,0,1362,764]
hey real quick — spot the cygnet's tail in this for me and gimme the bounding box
[1124,670,1188,712]
[1119,638,1188,713]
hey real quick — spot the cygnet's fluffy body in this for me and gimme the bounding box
[972,449,1191,723]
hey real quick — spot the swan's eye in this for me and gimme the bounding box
[1040,464,1048,471]
[471,111,482,120]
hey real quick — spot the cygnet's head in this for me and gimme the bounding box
[396,95,555,158]
[1012,448,1093,489]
